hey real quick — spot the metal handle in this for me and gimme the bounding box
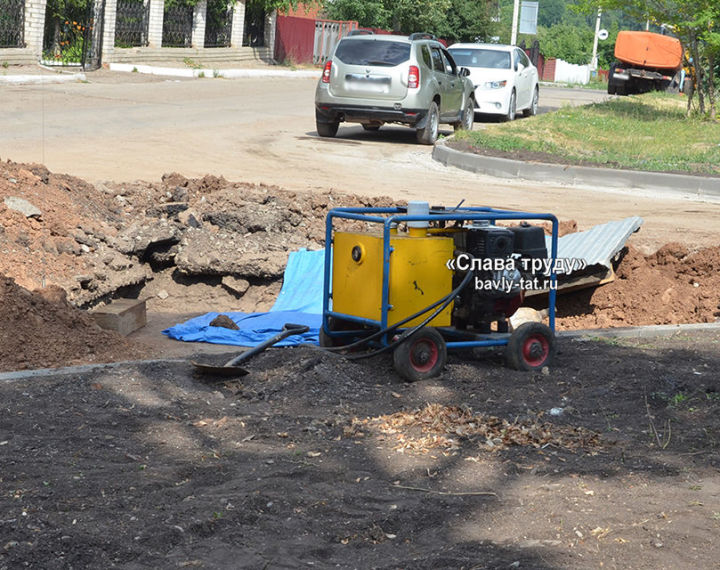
[224,323,310,367]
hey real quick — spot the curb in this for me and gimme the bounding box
[0,358,185,383]
[432,138,720,200]
[108,62,321,80]
[558,322,720,340]
[0,72,86,85]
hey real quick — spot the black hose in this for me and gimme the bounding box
[344,268,475,360]
[320,271,469,353]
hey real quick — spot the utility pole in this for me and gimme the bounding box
[591,7,602,70]
[511,0,520,45]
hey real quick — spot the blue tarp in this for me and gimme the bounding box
[163,310,321,346]
[270,248,326,314]
[163,248,325,346]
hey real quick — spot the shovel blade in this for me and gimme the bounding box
[191,361,250,377]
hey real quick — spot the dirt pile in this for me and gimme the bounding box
[0,159,394,312]
[557,244,720,329]
[0,276,149,372]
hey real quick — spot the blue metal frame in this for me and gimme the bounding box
[322,206,559,351]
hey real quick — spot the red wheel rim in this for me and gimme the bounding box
[409,338,439,373]
[522,334,550,367]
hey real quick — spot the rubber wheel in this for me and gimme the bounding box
[393,328,447,382]
[454,97,475,131]
[416,101,439,145]
[362,124,381,131]
[503,90,516,122]
[523,87,538,117]
[317,120,339,138]
[505,322,555,371]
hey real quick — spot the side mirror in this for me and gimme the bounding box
[459,67,471,77]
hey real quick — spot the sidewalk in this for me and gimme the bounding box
[0,60,320,85]
[0,64,86,84]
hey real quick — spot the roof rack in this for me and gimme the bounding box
[408,32,437,41]
[348,29,375,36]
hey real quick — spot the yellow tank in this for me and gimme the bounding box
[332,231,454,327]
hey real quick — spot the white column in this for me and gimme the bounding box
[230,0,245,48]
[147,0,164,47]
[24,0,48,57]
[191,0,207,48]
[102,0,117,58]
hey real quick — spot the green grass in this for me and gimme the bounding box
[456,91,720,175]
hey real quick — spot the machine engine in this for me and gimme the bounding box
[452,221,547,331]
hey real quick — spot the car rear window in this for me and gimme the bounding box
[448,48,511,69]
[334,39,411,66]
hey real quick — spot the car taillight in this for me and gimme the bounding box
[408,65,419,89]
[322,61,332,83]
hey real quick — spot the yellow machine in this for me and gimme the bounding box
[322,203,558,380]
[332,231,455,328]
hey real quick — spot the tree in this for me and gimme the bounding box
[537,22,594,64]
[322,0,389,27]
[323,0,498,38]
[537,0,567,28]
[440,0,497,43]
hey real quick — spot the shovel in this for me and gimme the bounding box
[191,323,310,378]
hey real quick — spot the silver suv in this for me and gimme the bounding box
[315,32,476,145]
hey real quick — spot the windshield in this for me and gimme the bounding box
[335,39,411,66]
[448,48,511,69]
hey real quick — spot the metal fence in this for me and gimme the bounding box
[204,0,232,48]
[313,20,357,65]
[0,0,25,48]
[242,6,264,47]
[162,3,193,48]
[115,0,149,47]
[42,3,91,66]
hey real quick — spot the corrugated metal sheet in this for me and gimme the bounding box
[546,216,643,273]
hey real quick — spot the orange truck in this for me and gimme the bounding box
[607,31,683,95]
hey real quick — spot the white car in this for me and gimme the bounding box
[448,43,539,121]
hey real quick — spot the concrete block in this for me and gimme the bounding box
[91,298,147,335]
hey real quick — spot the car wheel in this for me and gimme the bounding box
[416,101,439,145]
[523,86,538,117]
[454,97,475,132]
[317,120,339,137]
[362,124,381,131]
[503,90,516,122]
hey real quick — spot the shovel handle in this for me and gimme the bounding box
[224,323,310,367]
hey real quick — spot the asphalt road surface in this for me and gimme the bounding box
[1,72,718,251]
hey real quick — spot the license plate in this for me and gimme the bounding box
[345,74,391,93]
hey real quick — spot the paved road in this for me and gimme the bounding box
[1,72,718,250]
